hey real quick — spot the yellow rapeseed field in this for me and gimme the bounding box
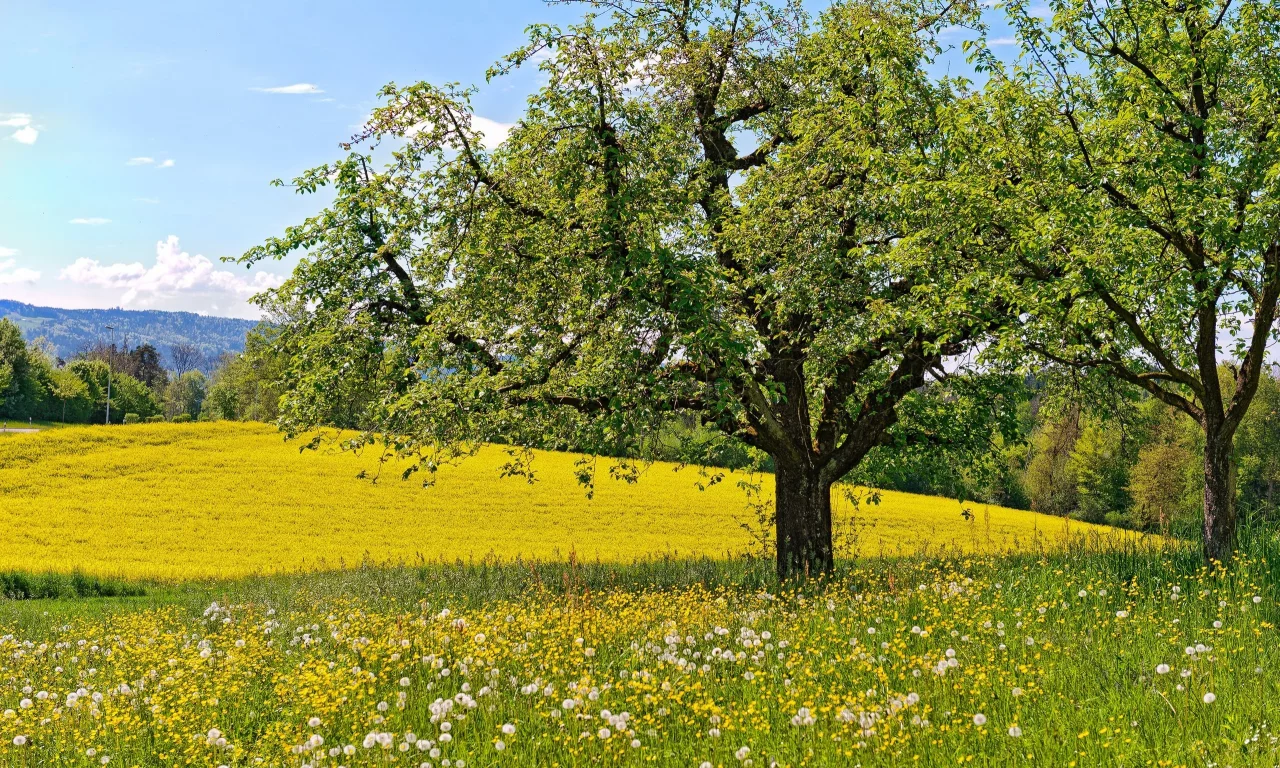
[0,422,1129,580]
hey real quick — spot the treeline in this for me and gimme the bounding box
[1,319,210,424]
[0,315,366,427]
[848,371,1280,537]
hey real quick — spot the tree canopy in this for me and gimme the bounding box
[244,0,1026,577]
[976,0,1280,560]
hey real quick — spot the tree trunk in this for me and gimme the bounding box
[1202,425,1236,563]
[774,460,834,579]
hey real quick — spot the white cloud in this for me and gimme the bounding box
[0,246,16,258]
[2,113,38,144]
[0,258,40,286]
[471,116,513,149]
[69,217,111,225]
[59,235,284,307]
[989,37,1019,46]
[251,83,323,94]
[127,156,174,168]
[401,114,513,150]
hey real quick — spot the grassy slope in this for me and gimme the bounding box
[0,422,1133,580]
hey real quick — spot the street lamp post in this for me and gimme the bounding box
[105,325,115,425]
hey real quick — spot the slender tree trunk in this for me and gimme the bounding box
[1202,423,1236,563]
[774,460,834,579]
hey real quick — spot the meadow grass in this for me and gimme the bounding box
[0,422,1136,580]
[4,421,1258,767]
[0,537,1275,766]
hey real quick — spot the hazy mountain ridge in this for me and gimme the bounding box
[0,300,258,362]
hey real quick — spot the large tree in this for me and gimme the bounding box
[0,319,46,419]
[168,343,204,378]
[127,343,168,390]
[243,0,1014,577]
[983,0,1280,561]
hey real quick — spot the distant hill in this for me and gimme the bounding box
[0,300,259,364]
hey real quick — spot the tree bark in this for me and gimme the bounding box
[1202,423,1236,563]
[774,460,834,579]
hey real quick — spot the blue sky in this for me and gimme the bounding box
[0,0,588,317]
[1,1,1007,319]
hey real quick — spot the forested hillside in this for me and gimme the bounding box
[0,300,256,363]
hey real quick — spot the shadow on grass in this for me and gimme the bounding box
[6,525,1276,619]
[0,570,147,600]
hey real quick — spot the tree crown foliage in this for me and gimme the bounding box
[243,0,1018,510]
